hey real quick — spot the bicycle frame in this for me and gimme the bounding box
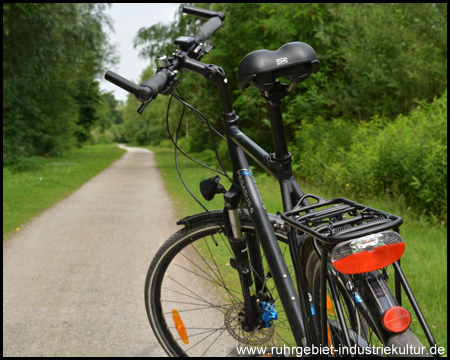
[203,59,321,347]
[180,53,438,353]
[179,54,316,346]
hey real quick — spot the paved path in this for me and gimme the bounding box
[3,146,180,356]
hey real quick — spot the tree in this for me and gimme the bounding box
[131,3,447,151]
[315,3,447,120]
[3,3,117,164]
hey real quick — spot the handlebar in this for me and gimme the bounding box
[182,5,224,42]
[104,5,224,108]
[194,16,222,42]
[140,71,168,97]
[105,70,167,102]
[104,71,140,95]
[182,5,225,20]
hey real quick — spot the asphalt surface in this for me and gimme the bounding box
[3,146,180,356]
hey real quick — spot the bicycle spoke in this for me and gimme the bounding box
[147,219,297,356]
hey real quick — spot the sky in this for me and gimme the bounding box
[99,3,180,102]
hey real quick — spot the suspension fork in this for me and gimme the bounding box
[223,186,260,329]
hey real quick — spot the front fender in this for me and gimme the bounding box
[176,209,224,226]
[177,209,285,230]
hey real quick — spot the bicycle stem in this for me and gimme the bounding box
[177,52,233,113]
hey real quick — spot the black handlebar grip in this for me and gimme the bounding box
[104,71,140,95]
[182,5,225,21]
[140,71,168,95]
[195,16,223,42]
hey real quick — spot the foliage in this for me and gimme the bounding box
[316,3,447,120]
[89,92,125,145]
[293,92,447,222]
[3,3,117,164]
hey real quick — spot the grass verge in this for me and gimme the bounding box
[3,144,126,239]
[149,146,447,354]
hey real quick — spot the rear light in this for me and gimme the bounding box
[331,231,405,274]
[382,306,411,333]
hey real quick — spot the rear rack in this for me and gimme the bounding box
[279,194,403,245]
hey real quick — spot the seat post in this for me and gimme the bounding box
[262,82,299,211]
[262,81,291,160]
[268,103,290,159]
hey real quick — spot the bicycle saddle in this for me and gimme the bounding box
[238,42,319,91]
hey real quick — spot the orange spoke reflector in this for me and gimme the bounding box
[172,309,189,344]
[327,323,335,357]
[326,294,335,316]
[331,231,405,274]
[382,306,411,334]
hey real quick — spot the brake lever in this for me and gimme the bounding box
[136,75,179,114]
[161,77,180,96]
[137,97,155,114]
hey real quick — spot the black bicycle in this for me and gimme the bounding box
[105,5,438,357]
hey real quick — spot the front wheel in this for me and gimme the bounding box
[145,214,297,357]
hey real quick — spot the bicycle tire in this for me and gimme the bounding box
[302,239,430,357]
[145,214,296,357]
[303,244,371,355]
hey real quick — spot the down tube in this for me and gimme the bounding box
[228,139,308,348]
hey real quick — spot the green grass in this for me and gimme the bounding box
[148,146,447,354]
[3,144,126,239]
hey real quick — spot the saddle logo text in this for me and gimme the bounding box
[276,57,288,66]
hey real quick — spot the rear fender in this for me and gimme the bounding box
[353,271,398,345]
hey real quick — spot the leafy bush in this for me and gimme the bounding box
[293,91,447,221]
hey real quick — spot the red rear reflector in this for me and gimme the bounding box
[172,309,189,344]
[382,306,411,333]
[331,231,405,274]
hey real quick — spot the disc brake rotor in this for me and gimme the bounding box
[224,303,275,345]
